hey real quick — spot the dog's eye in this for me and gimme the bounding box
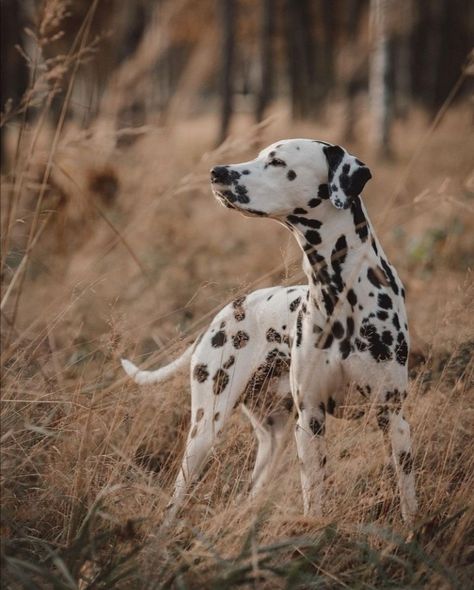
[267,158,286,167]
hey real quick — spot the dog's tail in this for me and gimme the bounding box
[121,344,194,385]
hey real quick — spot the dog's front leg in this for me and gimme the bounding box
[294,401,327,516]
[389,411,417,524]
[291,330,341,518]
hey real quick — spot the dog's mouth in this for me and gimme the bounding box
[211,186,239,210]
[212,187,268,218]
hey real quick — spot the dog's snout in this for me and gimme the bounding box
[211,166,230,185]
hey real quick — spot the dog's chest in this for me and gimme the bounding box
[299,252,409,369]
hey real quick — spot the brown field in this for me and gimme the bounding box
[1,96,474,587]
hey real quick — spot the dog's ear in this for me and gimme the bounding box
[323,145,372,210]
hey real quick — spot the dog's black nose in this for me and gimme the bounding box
[211,166,230,185]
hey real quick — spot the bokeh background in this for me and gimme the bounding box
[1,1,473,588]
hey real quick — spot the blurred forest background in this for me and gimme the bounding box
[1,0,473,155]
[1,1,473,588]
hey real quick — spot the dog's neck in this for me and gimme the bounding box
[286,195,395,321]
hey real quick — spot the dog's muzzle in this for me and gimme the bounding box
[210,166,232,185]
[211,167,237,209]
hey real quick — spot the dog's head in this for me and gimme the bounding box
[210,139,371,219]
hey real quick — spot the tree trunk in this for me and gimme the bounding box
[343,0,365,141]
[370,0,393,158]
[255,0,274,122]
[285,0,316,119]
[218,0,236,144]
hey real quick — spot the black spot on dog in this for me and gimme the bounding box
[213,368,229,395]
[289,297,302,312]
[392,313,401,331]
[367,267,384,289]
[332,321,344,339]
[307,249,325,268]
[287,170,297,180]
[309,417,325,436]
[318,183,330,199]
[266,328,282,343]
[242,169,250,175]
[232,331,250,349]
[296,310,303,347]
[371,238,379,256]
[331,235,347,292]
[349,165,372,197]
[293,207,307,215]
[356,385,366,397]
[308,197,322,208]
[378,293,393,310]
[232,296,246,321]
[305,230,322,245]
[321,289,336,316]
[287,215,322,229]
[318,331,334,349]
[284,396,294,412]
[347,288,357,307]
[211,330,227,347]
[196,408,204,421]
[399,451,413,474]
[350,196,368,242]
[346,316,355,337]
[327,397,336,415]
[396,332,408,365]
[380,258,399,295]
[340,338,351,359]
[385,389,402,406]
[193,364,209,382]
[382,330,393,346]
[212,166,241,185]
[376,405,390,432]
[223,355,235,369]
[266,157,286,167]
[324,144,345,172]
[377,310,388,321]
[401,287,406,299]
[234,183,250,203]
[360,323,392,361]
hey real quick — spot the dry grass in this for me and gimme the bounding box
[1,18,474,586]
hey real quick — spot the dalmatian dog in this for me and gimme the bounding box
[210,139,417,524]
[122,284,308,524]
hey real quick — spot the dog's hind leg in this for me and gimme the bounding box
[241,404,292,497]
[161,356,253,528]
[241,375,293,497]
